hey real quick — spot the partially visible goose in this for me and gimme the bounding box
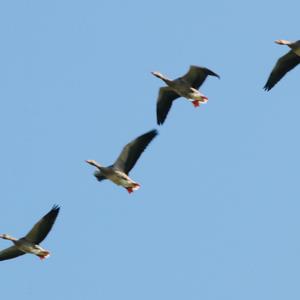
[264,39,300,91]
[152,66,220,125]
[0,205,60,261]
[86,129,158,193]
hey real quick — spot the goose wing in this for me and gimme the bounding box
[0,246,24,261]
[264,50,300,91]
[181,66,220,89]
[113,129,158,174]
[94,170,106,181]
[25,205,60,244]
[156,87,180,125]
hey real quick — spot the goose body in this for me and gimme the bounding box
[264,39,300,91]
[86,129,158,193]
[86,162,141,192]
[14,238,50,258]
[155,74,208,101]
[152,66,220,125]
[0,205,60,261]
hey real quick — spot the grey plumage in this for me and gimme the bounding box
[0,205,60,261]
[86,130,158,193]
[153,66,220,125]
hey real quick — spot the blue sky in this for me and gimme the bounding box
[1,0,300,299]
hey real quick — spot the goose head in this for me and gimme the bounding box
[85,160,102,169]
[275,39,292,46]
[0,234,15,241]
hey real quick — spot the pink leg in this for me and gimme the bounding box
[126,187,133,194]
[192,100,200,107]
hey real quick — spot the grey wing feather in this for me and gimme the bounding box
[264,51,300,91]
[0,246,24,261]
[113,129,158,174]
[156,87,180,125]
[180,66,220,89]
[25,205,60,244]
[94,170,106,181]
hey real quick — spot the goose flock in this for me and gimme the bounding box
[1,39,299,261]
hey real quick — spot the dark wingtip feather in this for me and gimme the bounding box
[50,205,60,215]
[157,109,168,125]
[147,129,159,137]
[263,81,273,91]
[203,67,220,79]
[144,129,159,141]
[210,71,221,79]
[157,115,165,125]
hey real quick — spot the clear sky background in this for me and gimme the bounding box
[1,0,300,299]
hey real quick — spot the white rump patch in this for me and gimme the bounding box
[132,183,140,191]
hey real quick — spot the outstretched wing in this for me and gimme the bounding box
[264,51,300,91]
[113,129,158,174]
[156,87,180,125]
[25,205,60,244]
[0,246,25,261]
[180,66,220,89]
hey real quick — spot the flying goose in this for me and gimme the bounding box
[152,66,220,125]
[0,205,60,261]
[264,39,300,91]
[86,129,158,193]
